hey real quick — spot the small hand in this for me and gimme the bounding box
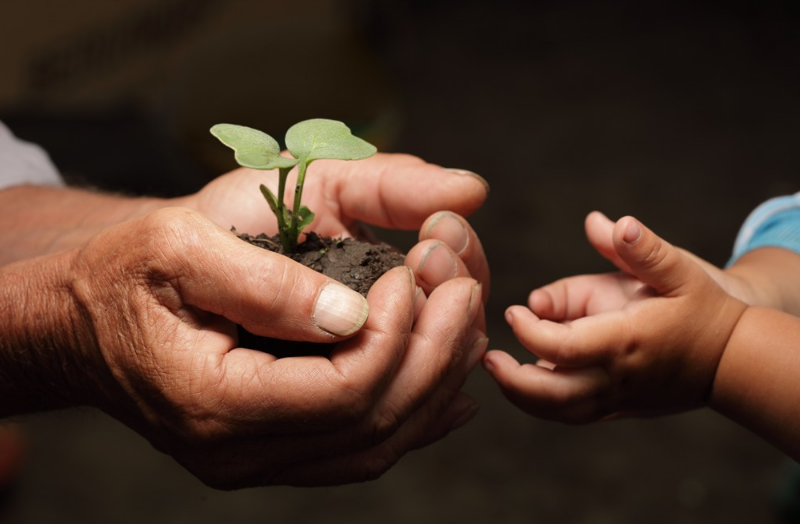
[483,215,747,423]
[584,210,764,307]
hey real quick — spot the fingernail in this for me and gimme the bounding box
[468,282,482,318]
[424,212,469,254]
[481,355,495,373]
[623,219,642,244]
[468,332,489,369]
[313,283,369,336]
[417,241,458,286]
[413,285,426,317]
[504,308,515,326]
[446,168,490,193]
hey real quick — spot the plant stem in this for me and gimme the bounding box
[289,161,309,251]
[277,167,291,252]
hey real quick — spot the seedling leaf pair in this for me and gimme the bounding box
[211,119,376,253]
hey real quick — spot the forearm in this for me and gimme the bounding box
[0,251,105,417]
[0,185,168,265]
[710,306,800,460]
[725,247,800,316]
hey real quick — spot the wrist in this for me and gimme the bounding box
[724,248,800,313]
[0,250,110,417]
[0,185,169,264]
[709,306,800,459]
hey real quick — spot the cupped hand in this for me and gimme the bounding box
[483,215,747,423]
[68,207,486,488]
[185,152,492,304]
[183,153,488,242]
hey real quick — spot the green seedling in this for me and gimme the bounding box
[211,119,376,253]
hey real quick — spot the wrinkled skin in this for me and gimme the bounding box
[1,153,491,488]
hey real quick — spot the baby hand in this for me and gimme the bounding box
[483,215,747,423]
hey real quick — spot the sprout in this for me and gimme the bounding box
[211,119,376,253]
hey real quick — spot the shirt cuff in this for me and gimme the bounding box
[0,121,64,191]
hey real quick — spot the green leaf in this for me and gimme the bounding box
[259,184,280,214]
[285,119,377,162]
[293,205,316,233]
[211,124,298,170]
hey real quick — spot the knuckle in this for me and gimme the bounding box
[638,238,669,271]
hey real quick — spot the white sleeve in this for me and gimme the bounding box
[0,120,64,190]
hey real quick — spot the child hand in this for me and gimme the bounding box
[582,211,767,309]
[483,215,748,423]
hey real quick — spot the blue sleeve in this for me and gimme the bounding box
[0,120,64,190]
[728,192,800,266]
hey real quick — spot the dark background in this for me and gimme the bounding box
[2,0,799,522]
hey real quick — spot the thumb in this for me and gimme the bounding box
[611,216,703,297]
[169,211,369,341]
[585,211,631,273]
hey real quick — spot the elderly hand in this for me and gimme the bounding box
[1,206,486,488]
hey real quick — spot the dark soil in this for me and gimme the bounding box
[234,229,405,297]
[233,228,405,356]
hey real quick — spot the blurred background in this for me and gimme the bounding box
[2,0,799,522]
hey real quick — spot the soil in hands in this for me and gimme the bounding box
[233,228,406,357]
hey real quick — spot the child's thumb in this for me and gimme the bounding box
[612,216,702,297]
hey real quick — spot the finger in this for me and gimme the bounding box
[419,211,491,300]
[259,277,484,486]
[612,216,707,297]
[505,305,626,367]
[216,266,416,432]
[372,277,483,426]
[200,276,480,486]
[158,208,370,342]
[267,391,480,487]
[405,239,470,294]
[585,211,631,272]
[482,350,611,423]
[327,153,489,230]
[405,240,486,330]
[413,285,426,321]
[528,273,643,320]
[528,278,594,321]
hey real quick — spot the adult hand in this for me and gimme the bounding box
[2,206,485,488]
[184,152,491,305]
[184,153,488,241]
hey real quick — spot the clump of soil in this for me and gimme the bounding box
[233,228,406,357]
[234,229,405,297]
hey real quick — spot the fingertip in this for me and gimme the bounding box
[445,168,490,196]
[619,216,642,245]
[407,239,470,294]
[504,306,516,327]
[585,210,610,227]
[482,349,517,375]
[421,211,469,254]
[420,211,490,302]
